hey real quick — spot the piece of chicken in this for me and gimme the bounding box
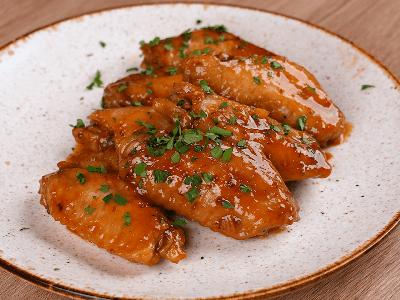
[140,27,275,69]
[103,118,300,239]
[39,162,186,265]
[165,82,331,182]
[182,54,345,146]
[103,69,184,108]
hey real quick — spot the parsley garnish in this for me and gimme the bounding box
[134,101,142,106]
[122,212,131,226]
[191,157,199,162]
[184,174,203,187]
[222,200,234,208]
[240,184,252,193]
[213,25,228,33]
[185,187,200,203]
[190,110,207,118]
[237,139,246,148]
[166,66,178,75]
[251,114,259,120]
[193,49,201,56]
[196,20,202,24]
[70,119,85,128]
[300,137,311,144]
[305,84,316,94]
[270,123,281,132]
[175,141,191,154]
[182,29,192,40]
[172,219,187,226]
[114,194,128,206]
[154,170,169,183]
[100,185,109,193]
[163,43,174,51]
[132,149,138,155]
[171,152,180,164]
[229,116,237,124]
[117,85,128,92]
[212,118,220,125]
[206,126,233,136]
[149,37,160,47]
[176,100,185,106]
[147,89,152,95]
[253,76,262,85]
[139,41,146,47]
[297,116,306,131]
[210,145,223,159]
[126,67,138,72]
[99,41,106,48]
[54,268,60,271]
[75,172,85,185]
[200,80,215,94]
[219,102,228,109]
[260,56,270,64]
[135,120,157,134]
[201,173,213,182]
[86,165,107,173]
[271,61,283,69]
[102,194,113,204]
[268,72,273,77]
[134,162,147,177]
[138,180,143,188]
[145,66,154,75]
[86,71,103,90]
[183,129,204,144]
[222,148,233,162]
[202,47,211,54]
[361,85,375,90]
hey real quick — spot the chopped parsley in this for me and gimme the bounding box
[191,157,199,162]
[153,170,169,183]
[199,80,215,94]
[182,29,192,40]
[149,37,160,47]
[253,76,262,85]
[202,47,211,54]
[222,200,234,208]
[196,20,202,24]
[193,49,201,56]
[86,165,107,173]
[218,102,228,109]
[134,162,147,177]
[297,116,306,131]
[163,43,174,51]
[171,152,180,164]
[135,120,157,134]
[100,185,109,193]
[102,194,113,204]
[300,137,311,144]
[260,56,270,64]
[124,162,129,168]
[84,205,96,215]
[305,84,316,94]
[86,70,103,90]
[240,184,252,193]
[126,67,138,72]
[176,100,185,106]
[206,126,233,136]
[212,118,220,125]
[189,110,207,118]
[183,129,204,144]
[70,119,85,128]
[228,116,237,124]
[147,89,152,95]
[184,174,203,187]
[251,114,259,120]
[361,85,375,90]
[114,194,128,206]
[268,72,273,77]
[145,66,154,75]
[99,41,106,48]
[185,187,200,204]
[237,139,246,148]
[172,219,187,226]
[270,123,281,132]
[75,172,85,185]
[271,61,283,69]
[210,145,223,159]
[117,86,127,92]
[222,148,233,162]
[122,212,131,226]
[201,173,213,182]
[134,101,142,106]
[139,40,146,47]
[282,123,292,135]
[138,180,143,188]
[166,66,178,75]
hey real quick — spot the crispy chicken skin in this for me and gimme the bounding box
[39,163,186,265]
[140,28,275,69]
[116,134,299,240]
[103,69,183,108]
[182,54,345,146]
[166,82,331,182]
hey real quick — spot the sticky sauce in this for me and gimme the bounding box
[326,122,353,147]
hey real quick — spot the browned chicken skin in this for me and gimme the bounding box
[39,162,186,265]
[140,28,275,69]
[166,82,331,182]
[181,54,345,146]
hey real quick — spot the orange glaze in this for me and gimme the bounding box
[140,29,275,69]
[103,68,184,108]
[168,82,331,182]
[326,122,353,147]
[39,164,186,265]
[182,54,345,146]
[116,133,299,240]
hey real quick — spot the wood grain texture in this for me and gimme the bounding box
[1,0,399,299]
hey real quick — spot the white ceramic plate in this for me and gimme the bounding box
[0,3,399,299]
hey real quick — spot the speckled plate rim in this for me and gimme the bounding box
[0,2,399,300]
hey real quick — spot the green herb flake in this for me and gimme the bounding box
[222,148,233,162]
[133,101,142,106]
[282,123,292,135]
[202,47,211,54]
[251,114,259,120]
[213,25,228,33]
[305,84,316,94]
[135,120,157,134]
[146,89,153,95]
[210,145,223,159]
[253,76,262,85]
[172,219,187,226]
[87,207,96,215]
[86,164,107,174]
[176,100,185,106]
[201,173,213,182]
[264,131,271,135]
[134,162,147,177]
[361,85,375,90]
[193,49,201,56]
[101,97,105,109]
[149,37,160,47]
[271,61,283,69]
[175,141,191,154]
[139,40,146,47]
[240,184,252,194]
[237,139,246,148]
[218,36,225,41]
[100,185,109,193]
[138,180,143,188]
[121,212,131,226]
[300,137,311,144]
[182,29,192,40]
[70,119,85,128]
[171,152,180,164]
[196,20,202,24]
[54,268,60,271]
[86,70,103,90]
[199,80,215,94]
[126,67,138,72]
[132,149,138,155]
[191,157,199,162]
[153,170,169,183]
[165,37,172,42]
[160,219,166,223]
[145,66,154,75]
[212,118,220,125]
[102,194,113,204]
[190,110,207,118]
[114,194,128,206]
[268,72,273,77]
[222,200,234,208]
[260,56,270,64]
[229,116,237,124]
[185,187,200,204]
[75,172,85,185]
[206,126,233,136]
[166,66,178,75]
[163,43,174,51]
[218,102,228,109]
[297,116,307,131]
[99,41,106,48]
[270,123,281,132]
[183,129,204,144]
[194,145,203,152]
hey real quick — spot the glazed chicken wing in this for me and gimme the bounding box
[140,28,275,69]
[166,82,331,182]
[39,162,186,265]
[182,54,345,146]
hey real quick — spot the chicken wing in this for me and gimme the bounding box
[182,54,345,146]
[140,28,275,69]
[164,82,331,181]
[39,162,186,265]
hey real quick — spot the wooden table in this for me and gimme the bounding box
[1,0,399,299]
